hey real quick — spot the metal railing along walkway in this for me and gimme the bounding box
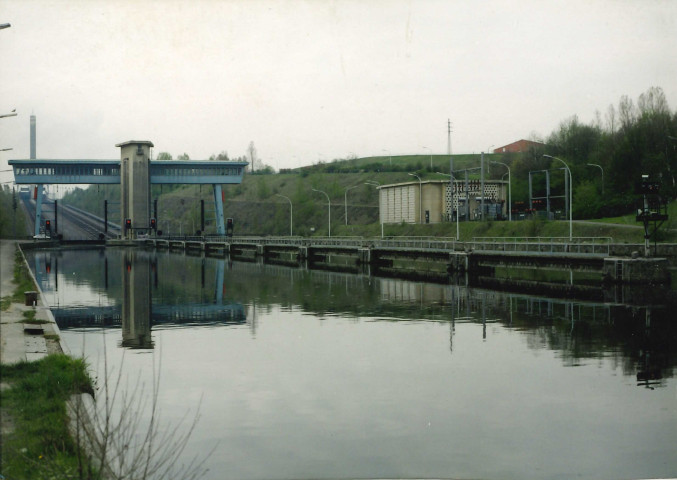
[470,236,612,256]
[153,235,612,257]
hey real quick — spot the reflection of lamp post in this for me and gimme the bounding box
[543,154,573,240]
[365,181,383,238]
[422,146,432,170]
[490,160,511,221]
[408,173,422,224]
[344,185,359,225]
[275,194,293,236]
[312,188,331,237]
[586,163,604,194]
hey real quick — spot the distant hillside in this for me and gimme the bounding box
[58,150,676,240]
[59,153,513,236]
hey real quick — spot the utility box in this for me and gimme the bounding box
[24,291,38,306]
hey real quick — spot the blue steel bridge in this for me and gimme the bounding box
[9,157,248,237]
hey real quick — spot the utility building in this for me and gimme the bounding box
[379,179,508,224]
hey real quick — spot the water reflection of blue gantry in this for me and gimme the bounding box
[53,302,246,329]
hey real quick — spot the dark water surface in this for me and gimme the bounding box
[26,248,677,480]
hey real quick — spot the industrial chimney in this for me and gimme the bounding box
[30,114,36,159]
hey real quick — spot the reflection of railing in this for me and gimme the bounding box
[470,237,612,256]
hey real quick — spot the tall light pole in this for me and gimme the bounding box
[436,172,460,240]
[490,160,511,221]
[447,118,458,240]
[312,188,331,237]
[275,194,293,236]
[408,173,422,224]
[382,149,391,166]
[344,184,359,225]
[365,181,383,238]
[543,154,573,240]
[422,146,432,170]
[586,163,604,194]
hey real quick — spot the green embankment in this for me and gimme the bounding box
[0,355,94,479]
[59,156,677,242]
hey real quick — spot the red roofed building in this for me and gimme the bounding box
[494,139,545,154]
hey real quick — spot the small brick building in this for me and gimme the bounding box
[494,139,545,154]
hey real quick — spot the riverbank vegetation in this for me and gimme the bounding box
[0,354,94,479]
[0,185,26,238]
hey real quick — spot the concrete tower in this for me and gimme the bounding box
[30,115,36,159]
[117,140,154,239]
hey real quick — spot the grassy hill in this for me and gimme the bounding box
[58,153,677,242]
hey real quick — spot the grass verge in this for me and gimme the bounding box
[0,354,95,479]
[10,250,37,304]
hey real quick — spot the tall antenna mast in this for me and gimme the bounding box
[447,118,452,155]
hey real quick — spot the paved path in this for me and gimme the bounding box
[1,240,64,366]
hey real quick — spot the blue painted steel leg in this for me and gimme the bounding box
[34,184,44,237]
[213,184,225,235]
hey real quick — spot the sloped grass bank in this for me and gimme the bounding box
[0,354,94,479]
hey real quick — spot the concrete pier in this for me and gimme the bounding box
[602,256,671,284]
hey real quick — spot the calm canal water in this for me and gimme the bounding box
[26,248,677,480]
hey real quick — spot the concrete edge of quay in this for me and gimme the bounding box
[1,240,70,367]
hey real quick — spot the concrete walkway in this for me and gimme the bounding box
[1,240,64,366]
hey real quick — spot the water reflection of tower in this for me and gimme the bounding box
[121,250,153,349]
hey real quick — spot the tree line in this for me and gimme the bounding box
[522,86,676,218]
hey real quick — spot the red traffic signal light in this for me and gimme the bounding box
[150,218,157,229]
[45,220,51,231]
[125,218,132,230]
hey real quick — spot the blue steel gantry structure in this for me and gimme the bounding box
[9,154,248,237]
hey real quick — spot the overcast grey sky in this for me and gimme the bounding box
[1,0,676,183]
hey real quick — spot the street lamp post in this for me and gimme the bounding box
[586,163,604,194]
[344,185,359,225]
[0,112,17,119]
[543,154,573,240]
[490,160,512,221]
[382,149,391,166]
[365,181,383,238]
[435,171,460,240]
[312,188,331,237]
[408,173,422,224]
[422,146,432,170]
[275,194,293,236]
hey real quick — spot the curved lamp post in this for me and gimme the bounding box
[435,171,460,240]
[586,163,604,194]
[490,160,511,221]
[312,188,331,237]
[344,185,359,225]
[543,154,573,240]
[382,149,391,165]
[365,181,383,238]
[275,194,293,236]
[408,173,422,224]
[422,146,432,170]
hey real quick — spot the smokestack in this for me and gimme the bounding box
[30,115,36,159]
